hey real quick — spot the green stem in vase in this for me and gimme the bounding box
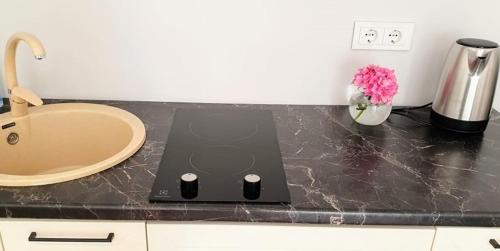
[354,103,368,121]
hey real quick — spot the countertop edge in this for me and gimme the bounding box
[2,204,500,227]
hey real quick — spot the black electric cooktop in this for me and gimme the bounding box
[150,109,291,203]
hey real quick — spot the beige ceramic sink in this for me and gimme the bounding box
[0,103,146,186]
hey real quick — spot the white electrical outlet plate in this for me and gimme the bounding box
[352,21,415,51]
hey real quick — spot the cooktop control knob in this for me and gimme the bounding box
[180,173,198,199]
[243,174,261,200]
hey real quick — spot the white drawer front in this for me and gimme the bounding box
[0,219,146,251]
[0,232,4,251]
[147,222,435,251]
[433,227,500,251]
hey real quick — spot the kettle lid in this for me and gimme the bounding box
[457,38,498,49]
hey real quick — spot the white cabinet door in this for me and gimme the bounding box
[433,227,500,251]
[0,219,147,251]
[147,222,435,251]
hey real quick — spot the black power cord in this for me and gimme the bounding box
[392,102,433,112]
[388,102,433,127]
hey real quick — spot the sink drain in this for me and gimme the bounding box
[7,132,19,145]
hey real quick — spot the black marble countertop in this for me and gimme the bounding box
[1,99,500,226]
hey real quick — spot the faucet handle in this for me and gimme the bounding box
[10,86,43,106]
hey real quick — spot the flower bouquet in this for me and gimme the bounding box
[348,65,398,125]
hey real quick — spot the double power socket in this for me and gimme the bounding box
[351,21,415,51]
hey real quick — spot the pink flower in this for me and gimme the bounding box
[352,65,398,105]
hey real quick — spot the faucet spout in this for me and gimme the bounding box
[3,32,46,117]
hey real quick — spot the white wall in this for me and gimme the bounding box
[1,0,500,108]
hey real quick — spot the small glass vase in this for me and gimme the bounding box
[348,88,392,126]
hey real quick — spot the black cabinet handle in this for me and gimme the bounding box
[490,239,500,249]
[28,232,114,243]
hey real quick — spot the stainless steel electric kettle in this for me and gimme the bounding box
[431,38,499,133]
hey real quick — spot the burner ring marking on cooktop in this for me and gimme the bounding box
[188,122,259,142]
[188,145,256,175]
[187,112,260,142]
